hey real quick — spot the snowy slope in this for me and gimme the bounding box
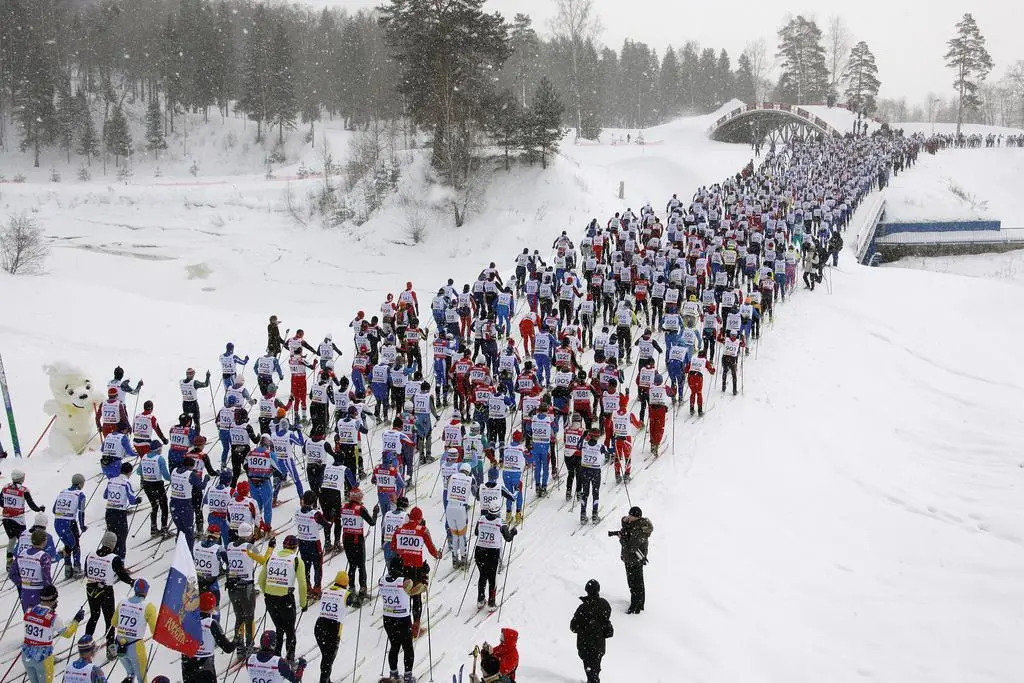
[0,112,1022,683]
[883,250,1024,285]
[884,148,1024,225]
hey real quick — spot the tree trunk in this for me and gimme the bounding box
[452,201,464,228]
[33,134,40,168]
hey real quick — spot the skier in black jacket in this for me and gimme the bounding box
[569,579,613,683]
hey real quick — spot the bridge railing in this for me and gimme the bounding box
[709,102,839,138]
[853,191,888,264]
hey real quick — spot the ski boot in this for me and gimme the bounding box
[698,406,704,416]
[73,564,84,579]
[105,641,117,661]
[689,406,695,416]
[411,620,421,638]
[651,443,659,457]
[592,510,599,523]
[323,541,334,553]
[161,524,175,538]
[357,588,369,606]
[404,672,417,683]
[389,671,400,683]
[623,473,631,483]
[514,510,523,525]
[614,472,622,485]
[580,510,587,525]
[504,510,513,525]
[488,589,497,612]
[565,490,572,502]
[150,526,160,537]
[64,561,74,580]
[477,597,485,610]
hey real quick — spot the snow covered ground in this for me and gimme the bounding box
[883,148,1024,225]
[883,250,1024,286]
[1,108,1023,683]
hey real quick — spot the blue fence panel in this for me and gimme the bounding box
[875,221,1001,238]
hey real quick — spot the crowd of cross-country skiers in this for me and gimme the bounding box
[0,128,924,683]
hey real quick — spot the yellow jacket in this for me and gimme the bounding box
[258,548,308,607]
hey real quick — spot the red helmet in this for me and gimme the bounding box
[235,481,249,497]
[107,387,118,397]
[348,488,364,503]
[199,592,217,612]
[512,430,523,441]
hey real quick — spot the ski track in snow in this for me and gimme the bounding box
[0,109,1023,682]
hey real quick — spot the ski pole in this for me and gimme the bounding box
[350,578,364,683]
[455,535,480,616]
[25,415,56,458]
[0,652,21,683]
[131,389,143,433]
[425,586,435,682]
[496,535,515,622]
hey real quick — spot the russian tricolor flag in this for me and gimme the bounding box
[153,534,203,656]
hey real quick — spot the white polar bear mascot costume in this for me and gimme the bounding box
[43,362,102,454]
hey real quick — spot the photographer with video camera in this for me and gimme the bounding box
[608,506,653,614]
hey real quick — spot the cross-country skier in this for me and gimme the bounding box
[219,343,249,389]
[259,534,307,662]
[170,456,205,550]
[194,525,229,609]
[83,531,135,661]
[52,474,87,579]
[179,368,211,435]
[138,445,171,537]
[255,352,284,397]
[445,462,476,569]
[205,469,233,545]
[4,469,45,567]
[313,570,350,683]
[339,487,379,606]
[498,433,526,525]
[245,631,306,683]
[473,498,517,612]
[64,636,105,683]
[392,507,442,638]
[107,366,142,404]
[112,579,157,683]
[295,490,329,597]
[21,584,84,683]
[10,528,54,612]
[226,523,268,653]
[380,557,419,683]
[181,591,238,680]
[103,462,139,558]
[578,430,607,524]
[685,349,716,416]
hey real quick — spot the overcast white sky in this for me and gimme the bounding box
[299,0,1020,105]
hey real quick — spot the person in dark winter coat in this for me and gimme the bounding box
[569,579,613,683]
[828,230,844,266]
[608,506,653,613]
[267,315,286,355]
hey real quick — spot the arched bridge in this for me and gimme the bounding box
[709,102,844,146]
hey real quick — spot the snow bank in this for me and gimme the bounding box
[884,148,1024,225]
